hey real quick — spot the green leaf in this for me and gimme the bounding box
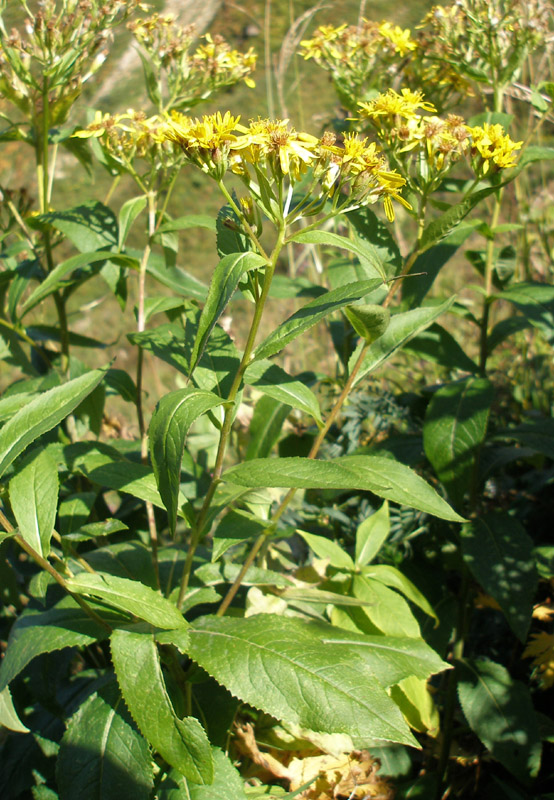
[355,501,389,567]
[362,565,437,621]
[159,748,247,800]
[212,509,272,562]
[297,530,354,570]
[345,574,421,638]
[494,282,554,344]
[38,201,118,252]
[0,686,29,733]
[144,252,208,302]
[347,207,402,279]
[190,252,266,373]
[423,377,494,507]
[254,280,382,362]
[460,513,537,642]
[155,214,216,235]
[149,389,225,534]
[66,572,187,630]
[246,396,291,460]
[21,251,134,315]
[118,195,147,250]
[0,597,118,692]
[288,230,387,281]
[216,202,251,257]
[389,675,439,735]
[223,455,465,522]
[9,447,58,557]
[403,323,478,373]
[244,360,323,424]
[187,615,417,747]
[57,685,153,800]
[110,627,214,783]
[350,299,455,387]
[458,659,541,783]
[344,303,390,343]
[494,418,554,460]
[419,186,500,253]
[0,368,105,479]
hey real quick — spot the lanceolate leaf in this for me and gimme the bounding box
[118,195,148,250]
[254,279,382,362]
[298,530,354,570]
[21,251,135,315]
[9,447,58,557]
[190,251,266,373]
[0,598,120,692]
[423,377,494,507]
[244,360,323,424]
[363,564,437,621]
[245,396,291,460]
[57,685,153,800]
[149,389,225,534]
[458,659,541,783]
[350,300,454,387]
[460,513,537,642]
[0,368,105,479]
[355,501,390,567]
[187,614,418,747]
[223,456,465,522]
[111,627,214,783]
[66,572,188,630]
[0,686,29,733]
[288,230,387,280]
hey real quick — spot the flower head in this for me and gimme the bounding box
[523,631,554,689]
[232,118,319,180]
[359,88,436,121]
[467,122,523,174]
[162,110,243,178]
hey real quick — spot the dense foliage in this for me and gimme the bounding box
[1,1,554,798]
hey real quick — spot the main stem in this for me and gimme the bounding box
[216,340,370,617]
[137,191,160,588]
[479,189,503,373]
[176,223,286,608]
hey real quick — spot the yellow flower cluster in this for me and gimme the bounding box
[299,20,417,108]
[74,110,167,163]
[358,89,436,122]
[161,112,409,221]
[466,122,523,174]
[192,33,257,89]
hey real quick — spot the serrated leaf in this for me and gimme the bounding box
[187,614,418,746]
[423,377,494,507]
[254,280,382,362]
[57,686,153,800]
[460,513,537,642]
[223,455,464,522]
[458,659,541,783]
[149,389,225,534]
[0,598,119,692]
[288,230,387,280]
[0,686,29,733]
[350,300,455,387]
[159,748,247,800]
[111,627,213,783]
[244,360,322,424]
[9,447,58,557]
[190,252,266,373]
[297,530,354,570]
[355,501,389,567]
[0,368,105,479]
[66,572,187,630]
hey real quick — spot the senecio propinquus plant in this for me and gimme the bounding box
[0,0,554,798]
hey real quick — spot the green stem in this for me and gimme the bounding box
[176,223,286,608]
[0,508,111,632]
[136,190,160,589]
[217,180,269,259]
[216,340,370,617]
[479,189,503,373]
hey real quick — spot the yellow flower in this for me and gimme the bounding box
[523,631,554,689]
[233,118,319,179]
[467,122,522,173]
[358,89,436,121]
[299,24,348,60]
[378,21,417,56]
[163,110,242,151]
